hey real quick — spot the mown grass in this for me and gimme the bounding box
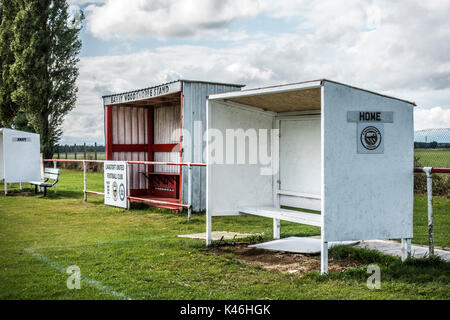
[52,152,106,160]
[0,169,449,299]
[415,149,450,168]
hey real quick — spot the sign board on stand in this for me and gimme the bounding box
[104,161,127,208]
[347,111,393,154]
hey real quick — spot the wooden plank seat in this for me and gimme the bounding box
[29,168,60,196]
[238,206,322,227]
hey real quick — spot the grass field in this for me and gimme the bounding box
[52,149,449,166]
[52,152,106,160]
[415,148,450,168]
[0,170,449,299]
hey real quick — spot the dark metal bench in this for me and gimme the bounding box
[29,168,60,196]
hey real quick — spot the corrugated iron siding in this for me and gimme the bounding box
[181,82,242,211]
[111,105,148,190]
[154,104,180,173]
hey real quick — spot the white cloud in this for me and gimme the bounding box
[84,0,265,40]
[414,107,450,131]
[60,0,450,143]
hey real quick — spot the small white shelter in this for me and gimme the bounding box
[0,128,41,194]
[205,79,415,274]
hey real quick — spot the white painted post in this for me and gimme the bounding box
[321,239,328,275]
[273,219,280,240]
[187,163,192,221]
[272,119,281,240]
[423,167,434,256]
[83,161,87,201]
[53,161,57,193]
[4,179,7,195]
[19,182,23,191]
[126,162,130,210]
[206,211,212,246]
[401,238,412,261]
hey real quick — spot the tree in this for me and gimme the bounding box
[10,0,83,158]
[0,0,20,127]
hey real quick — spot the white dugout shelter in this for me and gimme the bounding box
[205,79,415,274]
[0,128,41,194]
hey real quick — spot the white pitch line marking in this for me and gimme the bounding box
[30,235,171,250]
[24,247,133,300]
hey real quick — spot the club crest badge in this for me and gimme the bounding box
[360,126,382,150]
[357,123,384,154]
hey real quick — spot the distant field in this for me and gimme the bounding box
[415,149,450,168]
[52,150,449,167]
[53,152,106,160]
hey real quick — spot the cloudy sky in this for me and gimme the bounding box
[63,0,450,145]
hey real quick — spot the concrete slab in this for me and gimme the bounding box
[178,231,260,241]
[249,237,359,254]
[357,240,450,262]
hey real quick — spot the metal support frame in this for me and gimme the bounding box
[272,118,281,240]
[273,219,280,240]
[401,238,412,261]
[126,162,130,210]
[43,158,203,216]
[423,167,434,256]
[321,239,328,275]
[187,163,192,221]
[83,160,87,202]
[206,211,212,246]
[53,161,57,193]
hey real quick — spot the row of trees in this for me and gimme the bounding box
[0,0,83,158]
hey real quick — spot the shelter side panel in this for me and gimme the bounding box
[3,130,41,182]
[279,117,321,211]
[0,133,3,178]
[207,101,274,216]
[322,82,414,242]
[181,83,242,211]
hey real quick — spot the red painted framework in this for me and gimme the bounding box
[105,92,183,201]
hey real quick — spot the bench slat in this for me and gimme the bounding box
[238,206,322,227]
[44,168,60,174]
[44,173,59,180]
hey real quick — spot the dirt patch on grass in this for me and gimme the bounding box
[1,191,35,197]
[211,244,363,274]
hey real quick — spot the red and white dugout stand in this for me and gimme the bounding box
[102,80,243,210]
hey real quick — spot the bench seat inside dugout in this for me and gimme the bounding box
[205,79,416,274]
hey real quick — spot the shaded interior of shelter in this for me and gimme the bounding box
[105,92,183,209]
[208,83,323,223]
[225,86,321,112]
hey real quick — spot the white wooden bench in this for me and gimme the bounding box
[238,206,322,240]
[29,168,60,196]
[238,206,322,227]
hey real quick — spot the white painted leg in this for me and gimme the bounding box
[321,240,328,275]
[4,180,7,195]
[53,161,57,193]
[83,161,87,202]
[187,164,192,221]
[206,212,212,246]
[401,238,411,261]
[20,182,23,190]
[273,218,280,239]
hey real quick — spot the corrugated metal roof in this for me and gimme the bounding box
[323,79,416,106]
[102,79,181,99]
[209,79,416,106]
[102,79,244,99]
[179,79,245,87]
